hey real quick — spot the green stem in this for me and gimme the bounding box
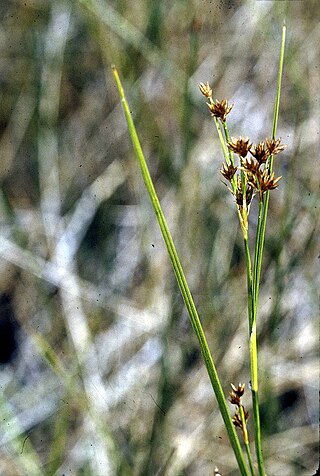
[251,387,263,475]
[244,237,253,331]
[112,66,250,476]
[239,405,256,476]
[222,121,234,166]
[253,199,264,305]
[245,441,256,476]
[250,23,286,476]
[253,21,286,305]
[271,21,287,145]
[219,120,237,194]
[247,274,264,476]
[214,116,229,162]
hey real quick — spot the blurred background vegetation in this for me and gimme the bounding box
[0,0,318,475]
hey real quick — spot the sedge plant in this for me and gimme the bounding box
[113,23,286,476]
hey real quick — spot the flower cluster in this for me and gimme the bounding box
[207,98,233,123]
[232,409,249,430]
[229,383,249,438]
[229,382,245,406]
[226,137,286,202]
[199,81,233,123]
[199,81,286,212]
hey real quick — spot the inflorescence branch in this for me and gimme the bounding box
[198,82,286,233]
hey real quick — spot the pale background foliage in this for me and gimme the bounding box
[0,0,318,475]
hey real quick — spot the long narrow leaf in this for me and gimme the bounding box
[112,65,250,476]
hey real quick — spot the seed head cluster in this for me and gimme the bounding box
[207,98,233,123]
[198,81,212,98]
[229,382,246,407]
[199,81,233,123]
[229,383,249,438]
[225,136,286,202]
[199,81,286,211]
[228,137,252,158]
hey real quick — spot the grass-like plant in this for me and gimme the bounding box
[113,23,286,476]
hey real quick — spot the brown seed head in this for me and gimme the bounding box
[231,383,246,397]
[229,392,240,406]
[235,177,243,206]
[250,141,269,164]
[242,156,260,174]
[246,170,260,191]
[228,137,252,158]
[220,163,237,182]
[265,138,286,156]
[259,170,282,193]
[207,98,233,122]
[198,81,212,98]
[232,411,243,429]
[246,185,254,205]
[233,180,254,206]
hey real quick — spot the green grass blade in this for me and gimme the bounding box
[112,65,250,476]
[271,21,287,144]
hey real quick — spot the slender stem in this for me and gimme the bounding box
[222,121,234,165]
[249,253,264,476]
[241,169,248,235]
[271,21,287,144]
[244,441,256,476]
[214,116,229,162]
[112,66,250,476]
[220,120,237,194]
[239,405,256,476]
[250,199,265,476]
[253,21,286,304]
[244,237,253,330]
[253,199,264,305]
[250,23,286,476]
[251,387,264,475]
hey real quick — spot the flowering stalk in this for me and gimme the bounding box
[229,383,255,476]
[239,405,255,476]
[251,23,287,476]
[199,22,286,476]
